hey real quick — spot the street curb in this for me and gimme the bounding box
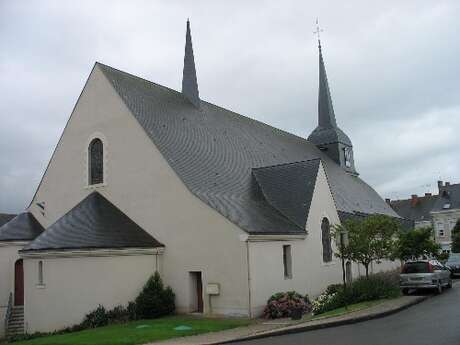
[218,295,431,344]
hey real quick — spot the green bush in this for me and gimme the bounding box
[135,271,175,319]
[263,291,311,319]
[312,270,400,315]
[81,305,109,328]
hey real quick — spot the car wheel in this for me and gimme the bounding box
[447,279,452,289]
[402,288,409,295]
[435,282,443,294]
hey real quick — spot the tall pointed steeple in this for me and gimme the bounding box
[182,19,200,108]
[308,36,358,176]
[318,42,337,128]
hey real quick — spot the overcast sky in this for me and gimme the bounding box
[1,0,459,213]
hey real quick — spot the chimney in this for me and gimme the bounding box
[411,194,418,207]
[425,193,432,197]
[438,180,443,189]
[385,198,391,204]
[446,182,450,186]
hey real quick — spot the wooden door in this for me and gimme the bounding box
[196,272,203,313]
[14,259,24,306]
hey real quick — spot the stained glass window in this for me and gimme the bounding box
[321,218,332,262]
[89,138,103,185]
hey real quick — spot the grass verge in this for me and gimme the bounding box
[7,316,252,345]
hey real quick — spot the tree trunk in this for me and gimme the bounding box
[365,264,369,278]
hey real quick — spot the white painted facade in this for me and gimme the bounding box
[432,209,460,252]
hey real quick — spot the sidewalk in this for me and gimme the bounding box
[154,294,431,345]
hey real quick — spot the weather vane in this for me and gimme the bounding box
[313,18,323,43]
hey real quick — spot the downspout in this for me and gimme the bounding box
[246,240,252,318]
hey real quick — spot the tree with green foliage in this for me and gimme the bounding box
[393,226,440,262]
[451,219,460,253]
[333,215,400,278]
[135,271,175,319]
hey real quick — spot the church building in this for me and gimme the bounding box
[0,21,400,335]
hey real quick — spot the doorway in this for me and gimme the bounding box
[189,272,203,313]
[14,259,24,306]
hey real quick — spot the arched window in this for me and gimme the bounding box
[38,261,44,285]
[321,218,332,262]
[89,138,103,185]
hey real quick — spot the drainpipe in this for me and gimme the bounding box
[246,240,252,319]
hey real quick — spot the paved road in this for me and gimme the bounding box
[232,285,460,345]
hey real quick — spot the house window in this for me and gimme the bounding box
[89,138,103,185]
[38,261,44,285]
[283,245,292,279]
[439,229,445,237]
[321,218,333,262]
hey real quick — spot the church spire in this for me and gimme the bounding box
[182,19,200,108]
[308,21,358,176]
[318,42,337,128]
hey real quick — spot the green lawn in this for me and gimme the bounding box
[8,316,252,345]
[310,299,387,320]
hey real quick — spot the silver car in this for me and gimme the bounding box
[400,260,452,295]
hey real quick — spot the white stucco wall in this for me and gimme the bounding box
[23,253,160,333]
[28,65,250,323]
[247,163,344,316]
[0,243,25,338]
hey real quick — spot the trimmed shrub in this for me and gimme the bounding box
[263,291,311,319]
[135,271,175,319]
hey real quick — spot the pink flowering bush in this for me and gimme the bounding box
[263,291,311,319]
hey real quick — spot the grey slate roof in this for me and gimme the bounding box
[0,213,16,227]
[22,192,163,252]
[253,159,321,230]
[0,212,44,242]
[98,63,399,234]
[338,211,414,231]
[390,195,438,222]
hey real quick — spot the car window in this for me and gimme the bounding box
[402,262,430,273]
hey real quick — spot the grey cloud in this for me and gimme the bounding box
[1,0,459,213]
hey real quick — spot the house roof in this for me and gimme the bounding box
[98,63,398,234]
[0,213,16,227]
[22,192,163,252]
[390,195,439,222]
[0,212,44,242]
[432,183,460,212]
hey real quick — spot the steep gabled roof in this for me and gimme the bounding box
[253,159,321,229]
[97,63,398,234]
[22,192,163,252]
[0,212,44,242]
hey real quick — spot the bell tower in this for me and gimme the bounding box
[307,25,358,176]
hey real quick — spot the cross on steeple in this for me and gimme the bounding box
[313,18,323,46]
